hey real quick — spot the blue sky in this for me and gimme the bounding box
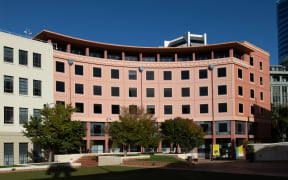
[0,0,278,64]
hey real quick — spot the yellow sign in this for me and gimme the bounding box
[212,144,220,156]
[238,145,244,157]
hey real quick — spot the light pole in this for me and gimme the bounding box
[208,64,215,160]
[68,59,74,104]
[139,66,144,108]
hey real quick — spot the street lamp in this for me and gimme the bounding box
[139,66,144,108]
[208,64,215,160]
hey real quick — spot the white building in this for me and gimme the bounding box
[0,31,53,166]
[164,32,207,47]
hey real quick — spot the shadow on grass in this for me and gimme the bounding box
[28,164,287,180]
[45,163,77,179]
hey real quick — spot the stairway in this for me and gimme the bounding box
[74,156,98,167]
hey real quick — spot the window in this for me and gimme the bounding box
[250,89,254,99]
[147,105,155,114]
[33,53,41,68]
[182,105,190,114]
[200,104,208,113]
[239,103,243,113]
[197,122,212,135]
[218,103,227,113]
[181,88,190,97]
[56,101,65,106]
[260,77,263,85]
[164,105,172,114]
[238,69,242,79]
[33,109,41,118]
[4,106,13,124]
[251,105,255,115]
[33,80,41,96]
[19,50,28,65]
[164,88,172,97]
[94,104,102,114]
[93,85,102,96]
[4,143,14,166]
[217,67,226,77]
[19,143,28,164]
[199,69,208,79]
[111,87,120,97]
[112,105,120,114]
[261,107,264,116]
[93,67,101,77]
[4,47,13,63]
[90,122,105,136]
[163,71,172,80]
[146,71,154,80]
[75,103,84,113]
[111,69,119,79]
[56,61,65,73]
[250,56,254,66]
[216,121,230,135]
[128,70,137,80]
[56,81,65,92]
[259,61,263,70]
[129,88,137,97]
[19,78,28,95]
[181,70,189,80]
[260,92,264,101]
[250,73,254,82]
[4,75,13,93]
[75,65,83,75]
[19,108,28,124]
[129,105,138,114]
[238,86,243,96]
[146,88,155,97]
[199,86,208,96]
[75,83,84,94]
[218,85,227,95]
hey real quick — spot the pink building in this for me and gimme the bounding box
[34,30,271,158]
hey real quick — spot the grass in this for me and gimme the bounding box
[0,166,285,180]
[135,155,182,162]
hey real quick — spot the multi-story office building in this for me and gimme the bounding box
[270,65,288,106]
[277,0,288,65]
[34,30,271,158]
[0,31,53,166]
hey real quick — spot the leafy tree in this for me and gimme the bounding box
[161,117,204,153]
[23,104,86,163]
[108,106,160,156]
[271,105,288,142]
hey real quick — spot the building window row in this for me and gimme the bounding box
[3,75,41,96]
[4,107,41,124]
[4,46,41,68]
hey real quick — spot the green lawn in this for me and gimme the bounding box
[0,166,285,180]
[135,155,182,162]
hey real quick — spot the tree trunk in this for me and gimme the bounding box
[48,150,53,163]
[123,145,127,157]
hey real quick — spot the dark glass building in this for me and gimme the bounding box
[277,0,288,65]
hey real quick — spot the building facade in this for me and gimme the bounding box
[277,0,288,65]
[34,30,271,159]
[0,31,53,166]
[270,65,288,106]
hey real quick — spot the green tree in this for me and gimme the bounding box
[161,117,204,153]
[108,106,160,156]
[23,104,86,163]
[271,105,288,142]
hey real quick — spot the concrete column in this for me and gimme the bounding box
[86,122,91,153]
[230,120,236,159]
[158,122,162,153]
[212,121,216,144]
[47,39,52,44]
[105,122,109,153]
[211,50,214,59]
[174,53,177,62]
[67,43,71,53]
[192,52,195,61]
[243,53,250,63]
[139,52,142,61]
[122,51,125,60]
[104,50,107,59]
[245,121,249,140]
[157,53,160,62]
[229,48,234,57]
[85,47,89,56]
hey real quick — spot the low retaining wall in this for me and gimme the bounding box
[250,142,288,161]
[155,153,198,160]
[98,155,150,166]
[122,160,193,168]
